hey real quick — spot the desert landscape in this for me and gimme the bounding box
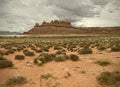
[0,35,120,87]
[0,0,120,87]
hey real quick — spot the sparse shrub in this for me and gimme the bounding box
[54,46,62,50]
[78,47,93,54]
[41,72,53,79]
[97,46,106,51]
[34,53,55,65]
[0,57,7,60]
[0,59,13,68]
[0,51,4,56]
[16,47,24,51]
[15,55,25,60]
[69,54,79,61]
[55,50,63,55]
[55,54,68,62]
[35,49,42,53]
[6,49,14,54]
[97,71,120,85]
[96,59,110,66]
[3,51,9,55]
[6,75,27,86]
[111,45,120,52]
[23,50,34,56]
[80,69,86,74]
[42,47,49,52]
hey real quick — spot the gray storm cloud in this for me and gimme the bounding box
[0,0,120,32]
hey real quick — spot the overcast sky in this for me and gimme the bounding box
[0,0,120,32]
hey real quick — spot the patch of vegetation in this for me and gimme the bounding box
[97,71,120,85]
[15,55,25,60]
[97,46,106,51]
[80,69,86,74]
[64,69,71,78]
[41,72,53,79]
[35,49,42,53]
[0,58,13,68]
[6,49,14,54]
[78,47,93,54]
[69,54,79,61]
[23,50,34,56]
[111,45,120,52]
[34,53,55,65]
[5,75,27,86]
[54,54,68,62]
[16,47,24,51]
[96,59,111,66]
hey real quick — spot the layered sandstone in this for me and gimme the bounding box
[24,20,120,34]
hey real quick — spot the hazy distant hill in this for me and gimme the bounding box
[23,20,120,35]
[0,31,21,35]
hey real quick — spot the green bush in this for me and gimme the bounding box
[35,49,42,53]
[0,57,7,60]
[0,59,13,68]
[55,50,63,55]
[96,60,111,66]
[23,50,34,56]
[16,47,24,51]
[6,75,27,86]
[15,55,25,60]
[111,45,120,52]
[0,51,4,56]
[55,54,68,62]
[97,46,106,51]
[34,53,55,65]
[97,71,120,85]
[69,54,79,61]
[78,47,93,54]
[41,72,53,79]
[6,49,14,54]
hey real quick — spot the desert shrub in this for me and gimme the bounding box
[97,71,120,85]
[97,46,106,51]
[54,46,62,50]
[41,72,53,79]
[111,45,120,52]
[6,75,27,86]
[54,54,68,62]
[55,50,63,55]
[6,49,14,54]
[96,59,111,66]
[15,55,25,60]
[35,49,42,53]
[0,59,13,68]
[41,47,49,52]
[3,51,9,55]
[0,57,7,60]
[23,50,34,56]
[78,47,93,54]
[34,53,55,65]
[69,54,79,61]
[0,51,4,56]
[16,47,24,51]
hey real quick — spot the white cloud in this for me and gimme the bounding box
[0,0,120,32]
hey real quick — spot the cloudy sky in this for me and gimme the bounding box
[0,0,120,32]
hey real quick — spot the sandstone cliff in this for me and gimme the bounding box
[24,20,120,34]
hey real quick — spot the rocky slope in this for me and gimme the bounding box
[24,20,120,34]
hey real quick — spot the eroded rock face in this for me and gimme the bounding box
[23,20,120,34]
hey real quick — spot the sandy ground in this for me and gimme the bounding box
[0,48,120,87]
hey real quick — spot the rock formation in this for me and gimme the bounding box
[24,20,120,34]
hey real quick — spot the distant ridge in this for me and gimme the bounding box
[0,31,20,35]
[24,20,120,34]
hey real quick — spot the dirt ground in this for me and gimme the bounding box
[0,47,120,87]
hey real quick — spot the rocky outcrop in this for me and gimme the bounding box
[23,20,120,34]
